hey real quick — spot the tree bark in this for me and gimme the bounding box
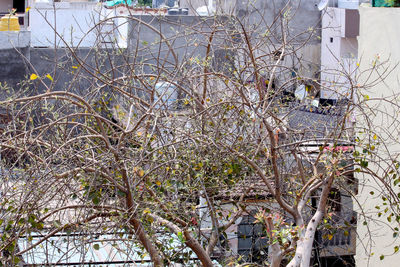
[287,172,335,267]
[148,213,214,267]
[129,217,164,267]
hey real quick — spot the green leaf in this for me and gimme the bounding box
[13,256,20,264]
[380,255,385,260]
[177,232,184,242]
[360,160,369,168]
[92,196,100,205]
[395,246,399,253]
[117,190,126,197]
[93,244,100,250]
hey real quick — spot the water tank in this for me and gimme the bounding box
[154,82,178,110]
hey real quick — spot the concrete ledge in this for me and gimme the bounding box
[0,31,31,50]
[33,2,98,10]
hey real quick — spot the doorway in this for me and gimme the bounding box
[13,0,25,13]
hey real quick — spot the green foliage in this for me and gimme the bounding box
[137,0,152,7]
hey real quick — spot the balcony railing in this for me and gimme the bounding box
[316,227,356,257]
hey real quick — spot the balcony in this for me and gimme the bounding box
[317,226,357,257]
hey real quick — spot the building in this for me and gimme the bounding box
[0,1,366,266]
[356,5,400,267]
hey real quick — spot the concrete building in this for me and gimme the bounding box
[0,1,370,266]
[320,7,359,101]
[356,6,400,267]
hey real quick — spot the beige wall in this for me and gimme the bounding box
[356,6,400,267]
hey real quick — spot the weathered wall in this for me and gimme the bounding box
[0,0,13,13]
[356,6,400,267]
[0,46,127,98]
[236,0,322,44]
[0,31,31,93]
[127,15,233,74]
[29,48,127,94]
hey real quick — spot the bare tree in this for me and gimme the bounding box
[2,1,400,267]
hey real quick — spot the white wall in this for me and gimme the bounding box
[0,31,31,49]
[321,7,358,100]
[356,6,400,267]
[29,2,124,48]
[180,0,236,15]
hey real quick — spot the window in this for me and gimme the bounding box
[327,188,341,214]
[237,215,268,264]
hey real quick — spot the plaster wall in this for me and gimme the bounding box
[29,2,104,48]
[0,31,31,50]
[0,47,126,99]
[127,15,232,74]
[321,7,358,100]
[180,0,236,15]
[356,6,400,267]
[0,31,31,90]
[0,0,13,13]
[236,0,322,44]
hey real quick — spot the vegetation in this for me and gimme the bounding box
[1,2,400,267]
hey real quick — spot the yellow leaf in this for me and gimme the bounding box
[72,65,78,69]
[373,134,377,140]
[46,74,53,81]
[30,74,38,80]
[155,181,161,186]
[25,7,31,12]
[143,208,150,214]
[138,169,145,177]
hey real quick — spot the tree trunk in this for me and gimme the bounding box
[287,210,323,267]
[129,218,164,267]
[287,172,335,267]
